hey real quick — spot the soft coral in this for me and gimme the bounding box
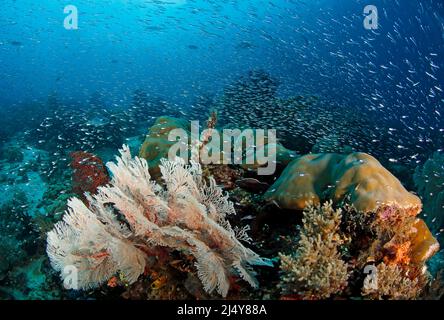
[70,151,110,203]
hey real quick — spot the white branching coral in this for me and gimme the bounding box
[279,201,349,299]
[47,145,270,297]
[362,263,425,300]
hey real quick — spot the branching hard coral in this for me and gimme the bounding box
[267,151,439,300]
[362,262,426,300]
[279,201,349,299]
[47,145,270,297]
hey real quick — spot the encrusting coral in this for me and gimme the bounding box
[70,151,110,203]
[351,208,438,299]
[350,208,439,270]
[47,145,271,297]
[279,202,349,299]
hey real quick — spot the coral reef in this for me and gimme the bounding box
[0,142,49,210]
[215,71,379,157]
[240,141,298,173]
[409,219,440,264]
[361,263,426,300]
[276,201,437,300]
[139,114,297,182]
[0,256,62,300]
[265,152,422,215]
[37,178,73,219]
[70,151,110,203]
[203,164,243,190]
[47,145,270,297]
[349,206,438,281]
[1,60,442,302]
[279,202,349,299]
[266,153,439,300]
[0,146,24,163]
[22,93,167,155]
[2,93,443,300]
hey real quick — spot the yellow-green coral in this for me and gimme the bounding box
[279,201,349,299]
[265,152,422,215]
[409,219,440,264]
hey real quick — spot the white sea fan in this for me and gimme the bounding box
[46,198,147,289]
[47,145,271,297]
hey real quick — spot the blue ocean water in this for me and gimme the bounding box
[0,0,443,300]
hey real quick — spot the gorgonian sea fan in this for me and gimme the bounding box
[47,145,271,297]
